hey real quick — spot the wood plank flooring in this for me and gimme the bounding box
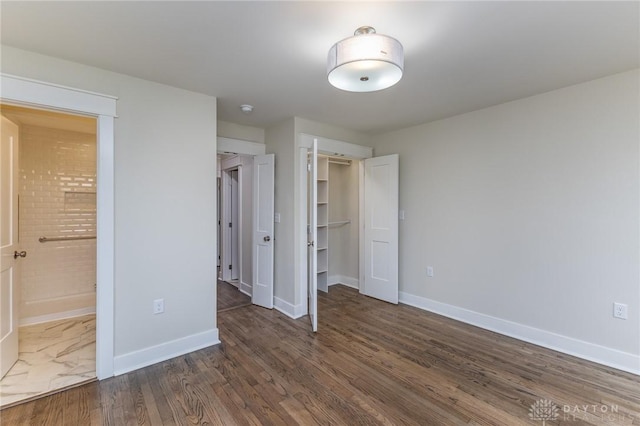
[217,280,251,312]
[2,285,638,425]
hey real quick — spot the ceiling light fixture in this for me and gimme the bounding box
[240,104,254,114]
[327,26,404,92]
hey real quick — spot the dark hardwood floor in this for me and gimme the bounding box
[217,280,251,312]
[2,285,638,425]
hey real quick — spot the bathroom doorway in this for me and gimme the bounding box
[0,105,98,408]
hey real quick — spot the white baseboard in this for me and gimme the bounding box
[113,328,220,376]
[274,296,305,319]
[328,275,359,289]
[399,292,640,375]
[239,281,252,296]
[20,307,96,327]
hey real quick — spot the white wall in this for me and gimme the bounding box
[218,120,265,144]
[18,124,96,323]
[265,118,296,310]
[2,46,219,373]
[371,70,640,372]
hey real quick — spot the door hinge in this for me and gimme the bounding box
[307,163,311,172]
[228,264,232,270]
[229,222,232,228]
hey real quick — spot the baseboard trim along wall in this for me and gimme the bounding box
[399,292,640,375]
[113,329,220,376]
[20,307,97,327]
[328,275,359,289]
[239,281,252,296]
[274,296,305,319]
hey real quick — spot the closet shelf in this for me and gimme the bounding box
[328,220,351,227]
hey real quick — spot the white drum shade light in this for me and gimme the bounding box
[327,26,404,92]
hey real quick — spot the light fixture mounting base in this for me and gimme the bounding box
[354,26,376,36]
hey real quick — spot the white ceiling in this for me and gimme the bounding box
[2,1,638,135]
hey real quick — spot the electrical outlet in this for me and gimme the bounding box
[153,298,164,315]
[613,303,627,320]
[426,266,434,277]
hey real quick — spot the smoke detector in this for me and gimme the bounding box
[240,104,254,114]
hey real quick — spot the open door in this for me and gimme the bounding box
[362,154,399,304]
[307,140,318,332]
[252,154,275,308]
[1,116,21,378]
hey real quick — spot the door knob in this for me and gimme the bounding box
[14,250,27,259]
[263,236,271,242]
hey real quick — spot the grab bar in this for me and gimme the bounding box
[39,236,96,243]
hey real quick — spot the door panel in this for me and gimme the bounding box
[230,170,239,281]
[362,154,399,304]
[307,140,318,332]
[252,154,274,309]
[1,116,20,379]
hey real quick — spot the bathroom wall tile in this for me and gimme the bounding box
[19,125,97,319]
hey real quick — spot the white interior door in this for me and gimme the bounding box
[362,154,399,304]
[217,178,221,272]
[252,154,275,308]
[221,171,231,281]
[1,116,20,379]
[307,140,318,332]
[230,170,240,281]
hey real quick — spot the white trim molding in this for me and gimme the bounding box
[113,329,220,376]
[20,307,96,327]
[239,281,252,296]
[274,296,305,319]
[328,275,359,289]
[1,74,117,116]
[298,133,372,160]
[399,292,640,375]
[217,137,265,156]
[1,73,117,380]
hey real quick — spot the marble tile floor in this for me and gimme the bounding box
[0,314,96,409]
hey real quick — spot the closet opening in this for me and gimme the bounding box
[301,133,399,333]
[315,154,360,293]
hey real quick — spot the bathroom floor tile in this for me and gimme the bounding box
[0,314,96,408]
